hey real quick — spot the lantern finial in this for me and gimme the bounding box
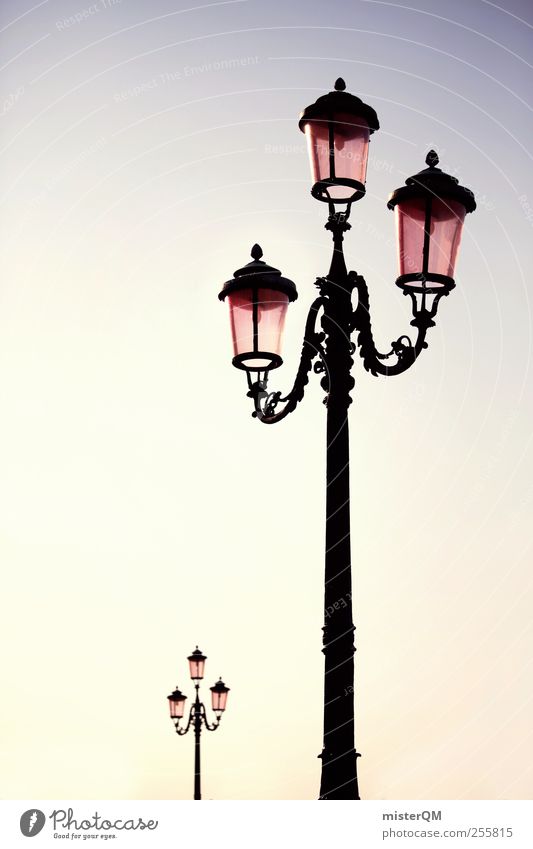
[425,149,439,168]
[251,244,263,261]
[334,77,346,91]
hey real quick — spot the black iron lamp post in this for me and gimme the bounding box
[218,79,476,800]
[167,647,230,800]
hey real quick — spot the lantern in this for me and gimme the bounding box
[168,687,187,720]
[387,150,476,294]
[299,78,380,204]
[210,678,230,713]
[187,647,206,681]
[219,244,298,372]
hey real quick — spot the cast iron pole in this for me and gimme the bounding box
[319,215,359,800]
[193,687,202,800]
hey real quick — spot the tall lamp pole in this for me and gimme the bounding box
[218,79,476,800]
[167,647,230,800]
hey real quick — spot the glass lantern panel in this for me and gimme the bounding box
[257,288,289,358]
[212,689,228,713]
[169,698,186,719]
[188,658,205,680]
[227,288,259,363]
[395,197,426,281]
[331,112,370,193]
[428,198,466,277]
[227,288,289,369]
[304,113,370,199]
[304,120,330,185]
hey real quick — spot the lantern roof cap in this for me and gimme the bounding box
[233,243,282,279]
[298,78,379,133]
[219,245,298,302]
[387,150,476,212]
[187,646,206,662]
[168,687,187,701]
[210,678,230,694]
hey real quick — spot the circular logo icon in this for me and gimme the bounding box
[20,810,46,837]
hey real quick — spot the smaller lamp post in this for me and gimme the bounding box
[167,647,230,800]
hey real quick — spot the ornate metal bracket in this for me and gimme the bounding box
[174,701,222,735]
[244,207,449,419]
[247,296,326,423]
[201,701,222,732]
[351,273,446,377]
[174,703,195,736]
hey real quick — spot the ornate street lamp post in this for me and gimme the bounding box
[167,647,230,800]
[218,79,476,800]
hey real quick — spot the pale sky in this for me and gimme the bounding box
[0,0,532,800]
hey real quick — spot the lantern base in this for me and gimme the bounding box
[311,178,366,204]
[232,352,283,372]
[395,272,455,295]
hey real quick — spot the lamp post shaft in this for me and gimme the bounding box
[194,692,202,800]
[319,218,359,800]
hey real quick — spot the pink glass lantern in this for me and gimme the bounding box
[388,150,476,293]
[187,647,206,681]
[168,687,187,720]
[210,678,230,713]
[219,245,298,372]
[299,78,379,204]
[227,287,290,371]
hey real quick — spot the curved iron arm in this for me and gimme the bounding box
[351,272,445,377]
[201,702,222,732]
[245,219,444,424]
[174,703,195,736]
[247,296,326,423]
[173,701,222,734]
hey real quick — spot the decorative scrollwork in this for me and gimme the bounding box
[390,335,412,355]
[351,273,433,377]
[249,297,326,424]
[245,252,441,422]
[264,390,282,417]
[174,700,222,735]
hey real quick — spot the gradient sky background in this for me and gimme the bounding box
[0,0,532,801]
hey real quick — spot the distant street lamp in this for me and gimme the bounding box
[167,647,229,800]
[218,79,476,800]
